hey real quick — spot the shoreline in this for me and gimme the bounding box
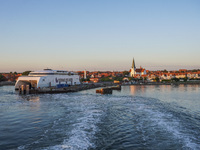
[1,81,200,88]
[122,81,200,86]
[0,81,15,86]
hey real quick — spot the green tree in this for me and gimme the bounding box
[161,79,171,83]
[113,77,123,81]
[101,77,113,82]
[171,78,179,82]
[22,71,32,76]
[184,77,188,82]
[123,71,129,76]
[192,70,197,72]
[128,77,134,81]
[163,69,168,73]
[155,77,160,82]
[0,74,6,82]
[81,78,90,82]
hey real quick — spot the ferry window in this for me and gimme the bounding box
[30,73,54,75]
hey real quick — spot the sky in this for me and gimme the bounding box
[0,0,200,72]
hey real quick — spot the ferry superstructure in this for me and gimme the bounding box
[15,69,81,90]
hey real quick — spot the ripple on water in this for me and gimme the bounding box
[17,94,104,150]
[0,86,200,150]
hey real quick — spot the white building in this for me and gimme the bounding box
[130,58,136,77]
[130,58,146,77]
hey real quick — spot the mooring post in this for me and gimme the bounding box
[21,85,25,94]
[26,85,29,94]
[19,86,21,94]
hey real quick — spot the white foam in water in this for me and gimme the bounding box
[144,108,200,149]
[17,94,103,150]
[44,109,102,150]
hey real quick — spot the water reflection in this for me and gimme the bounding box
[130,85,137,95]
[129,85,149,95]
[128,84,200,95]
[123,84,200,113]
[20,95,40,102]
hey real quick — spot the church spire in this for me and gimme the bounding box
[132,58,136,69]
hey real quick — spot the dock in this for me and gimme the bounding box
[18,83,117,94]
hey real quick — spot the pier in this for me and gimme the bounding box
[18,83,117,94]
[15,81,200,95]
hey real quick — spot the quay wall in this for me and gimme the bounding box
[27,83,116,94]
[122,81,200,86]
[0,81,15,86]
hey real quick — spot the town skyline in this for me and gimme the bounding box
[1,0,200,72]
[1,57,200,73]
[1,66,200,74]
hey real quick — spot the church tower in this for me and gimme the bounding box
[130,58,136,77]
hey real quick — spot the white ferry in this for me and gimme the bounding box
[15,69,81,90]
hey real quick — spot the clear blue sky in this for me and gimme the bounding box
[0,0,200,72]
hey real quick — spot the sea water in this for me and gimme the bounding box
[0,85,200,150]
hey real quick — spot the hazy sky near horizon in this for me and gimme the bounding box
[0,0,200,72]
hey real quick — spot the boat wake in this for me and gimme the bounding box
[16,93,200,150]
[47,109,102,150]
[18,94,103,150]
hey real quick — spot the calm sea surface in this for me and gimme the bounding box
[0,85,200,150]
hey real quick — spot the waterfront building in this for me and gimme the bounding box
[89,78,99,83]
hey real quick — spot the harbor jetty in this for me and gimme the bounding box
[0,81,15,86]
[18,83,116,94]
